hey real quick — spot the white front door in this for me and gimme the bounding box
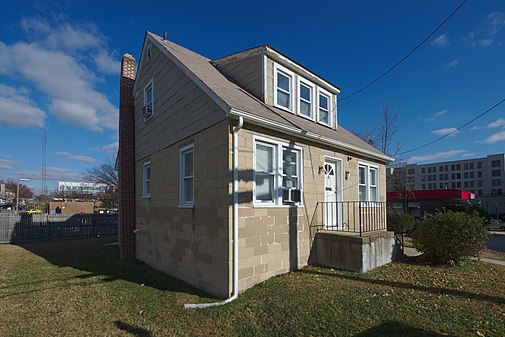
[324,161,342,229]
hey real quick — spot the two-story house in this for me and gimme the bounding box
[118,32,396,302]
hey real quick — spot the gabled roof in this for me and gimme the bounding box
[146,32,393,162]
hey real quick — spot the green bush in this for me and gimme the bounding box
[387,213,416,233]
[412,210,489,264]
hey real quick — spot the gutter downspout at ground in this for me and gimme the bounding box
[185,116,243,309]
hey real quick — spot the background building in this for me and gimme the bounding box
[392,154,505,216]
[57,181,108,195]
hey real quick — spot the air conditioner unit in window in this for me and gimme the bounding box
[142,104,153,118]
[282,188,301,203]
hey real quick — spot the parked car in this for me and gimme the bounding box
[488,220,505,231]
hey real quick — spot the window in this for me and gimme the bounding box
[180,145,194,206]
[318,91,331,125]
[422,184,426,189]
[254,138,302,205]
[408,169,415,175]
[478,190,483,196]
[464,181,468,188]
[298,81,313,118]
[142,161,151,197]
[439,183,444,188]
[456,164,461,170]
[146,44,152,62]
[464,163,468,170]
[451,173,456,179]
[477,162,482,169]
[478,171,483,178]
[432,175,436,180]
[451,182,456,188]
[428,175,432,182]
[428,167,432,173]
[451,165,455,171]
[457,173,461,179]
[274,65,292,110]
[143,79,154,120]
[464,172,468,179]
[469,163,474,170]
[358,164,379,202]
[478,180,483,187]
[469,172,474,178]
[492,179,501,186]
[439,174,443,180]
[444,165,448,171]
[491,160,501,167]
[421,168,425,174]
[469,181,475,188]
[492,170,501,177]
[457,182,461,188]
[433,166,437,173]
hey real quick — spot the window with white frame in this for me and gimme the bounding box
[275,67,292,110]
[254,138,302,205]
[358,164,378,202]
[180,145,194,206]
[142,161,151,197]
[143,80,153,120]
[318,91,330,125]
[298,81,313,118]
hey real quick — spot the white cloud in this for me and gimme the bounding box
[17,166,83,181]
[462,152,477,158]
[0,18,118,132]
[90,141,119,153]
[54,152,96,163]
[447,59,459,68]
[470,125,483,131]
[481,130,505,144]
[0,158,18,169]
[432,128,459,136]
[432,33,448,47]
[487,117,505,129]
[408,150,470,163]
[0,84,46,128]
[479,39,493,47]
[434,109,448,117]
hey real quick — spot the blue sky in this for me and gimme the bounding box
[0,0,504,194]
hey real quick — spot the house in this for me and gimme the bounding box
[117,32,396,300]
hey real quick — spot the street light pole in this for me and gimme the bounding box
[16,178,30,213]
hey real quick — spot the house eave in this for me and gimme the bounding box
[229,108,394,163]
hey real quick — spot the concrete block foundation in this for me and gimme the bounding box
[314,230,399,273]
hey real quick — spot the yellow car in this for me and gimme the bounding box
[27,209,43,214]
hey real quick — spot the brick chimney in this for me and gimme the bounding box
[118,53,136,260]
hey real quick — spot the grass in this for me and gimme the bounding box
[0,237,503,337]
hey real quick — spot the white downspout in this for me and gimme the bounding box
[185,116,243,309]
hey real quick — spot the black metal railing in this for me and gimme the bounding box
[309,201,387,236]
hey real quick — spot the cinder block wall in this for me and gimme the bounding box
[235,124,386,291]
[135,120,232,298]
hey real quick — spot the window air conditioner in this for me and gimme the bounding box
[282,188,301,203]
[142,104,153,118]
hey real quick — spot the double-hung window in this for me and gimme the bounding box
[298,81,313,118]
[180,145,194,207]
[254,138,302,205]
[142,161,151,197]
[143,79,154,120]
[274,65,293,110]
[318,90,331,126]
[358,164,379,202]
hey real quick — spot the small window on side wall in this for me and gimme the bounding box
[358,164,379,202]
[180,145,194,207]
[142,161,151,197]
[142,80,153,120]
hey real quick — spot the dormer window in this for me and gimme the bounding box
[298,81,313,119]
[274,64,293,111]
[318,90,330,126]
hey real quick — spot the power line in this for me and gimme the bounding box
[397,97,505,156]
[339,0,469,103]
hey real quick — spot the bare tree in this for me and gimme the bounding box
[5,180,34,199]
[84,156,118,189]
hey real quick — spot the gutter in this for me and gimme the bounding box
[229,108,394,163]
[185,116,243,308]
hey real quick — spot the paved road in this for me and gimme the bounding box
[487,231,505,253]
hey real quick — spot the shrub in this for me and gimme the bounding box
[412,210,489,264]
[387,213,416,233]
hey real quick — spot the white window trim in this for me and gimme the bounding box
[143,78,154,121]
[253,135,303,207]
[297,77,315,121]
[179,144,194,208]
[273,63,295,113]
[317,87,332,127]
[358,162,379,202]
[142,161,151,198]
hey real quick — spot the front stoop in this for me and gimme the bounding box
[314,230,399,273]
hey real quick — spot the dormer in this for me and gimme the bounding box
[212,46,341,130]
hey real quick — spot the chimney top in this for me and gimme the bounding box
[163,32,167,40]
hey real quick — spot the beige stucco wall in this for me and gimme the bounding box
[235,124,387,291]
[135,120,232,298]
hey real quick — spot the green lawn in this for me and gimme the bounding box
[0,237,503,337]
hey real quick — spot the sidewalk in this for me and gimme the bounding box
[403,247,505,266]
